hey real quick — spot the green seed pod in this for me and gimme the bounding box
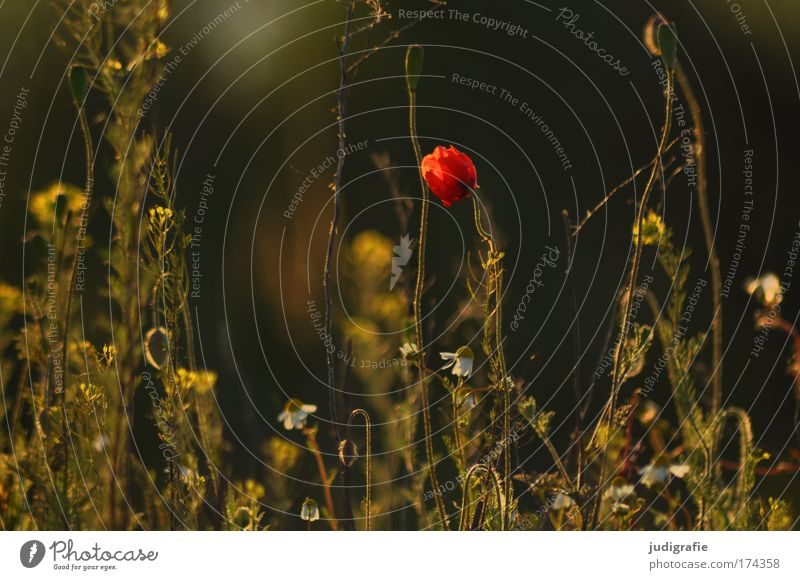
[405,45,424,94]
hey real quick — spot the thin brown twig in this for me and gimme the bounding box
[572,137,680,237]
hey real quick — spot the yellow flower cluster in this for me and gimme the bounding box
[148,206,173,230]
[79,383,104,406]
[244,479,266,500]
[100,344,116,366]
[175,368,217,395]
[0,283,21,315]
[349,230,393,275]
[263,437,301,472]
[633,209,667,246]
[28,182,84,227]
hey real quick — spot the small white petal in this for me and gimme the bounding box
[669,463,690,478]
[301,404,317,414]
[291,412,308,429]
[400,343,419,358]
[639,464,668,488]
[454,356,473,377]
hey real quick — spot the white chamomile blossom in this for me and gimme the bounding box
[399,342,418,358]
[639,457,690,488]
[300,497,319,522]
[603,477,636,514]
[604,478,635,501]
[745,273,783,306]
[277,399,318,430]
[550,492,574,511]
[440,346,474,378]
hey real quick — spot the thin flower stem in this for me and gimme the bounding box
[323,1,356,446]
[58,86,95,526]
[589,70,674,529]
[320,1,357,532]
[305,429,338,531]
[607,74,674,431]
[408,84,449,530]
[471,195,512,528]
[452,378,466,476]
[540,427,572,488]
[674,63,723,420]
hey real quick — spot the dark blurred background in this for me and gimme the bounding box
[1,0,799,515]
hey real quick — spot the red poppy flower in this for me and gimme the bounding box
[421,145,477,208]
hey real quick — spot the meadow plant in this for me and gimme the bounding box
[0,1,796,532]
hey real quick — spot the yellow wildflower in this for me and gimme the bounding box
[632,209,666,245]
[28,182,84,227]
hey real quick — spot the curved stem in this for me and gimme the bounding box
[347,409,372,530]
[458,464,504,530]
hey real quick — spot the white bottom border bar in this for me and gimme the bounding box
[1,531,798,578]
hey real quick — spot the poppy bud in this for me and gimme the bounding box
[338,438,359,467]
[69,66,89,106]
[405,45,424,94]
[420,145,478,208]
[657,22,678,71]
[644,15,678,71]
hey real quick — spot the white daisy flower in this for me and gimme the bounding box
[669,463,691,478]
[745,273,783,306]
[277,399,318,430]
[603,477,635,501]
[440,346,474,378]
[550,492,574,511]
[300,497,319,522]
[603,478,635,514]
[399,342,418,358]
[639,457,690,488]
